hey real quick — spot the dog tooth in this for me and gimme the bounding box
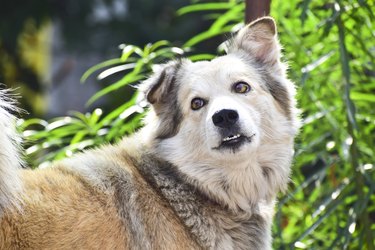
[223,134,241,142]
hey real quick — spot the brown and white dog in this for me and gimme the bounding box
[0,17,299,249]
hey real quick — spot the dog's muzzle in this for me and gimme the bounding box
[212,109,253,151]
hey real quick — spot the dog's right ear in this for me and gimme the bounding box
[141,61,180,105]
[139,61,183,139]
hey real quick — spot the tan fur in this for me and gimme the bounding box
[1,167,126,249]
[1,147,200,249]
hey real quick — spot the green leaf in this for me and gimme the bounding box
[148,40,171,52]
[97,63,137,80]
[188,54,215,61]
[80,58,124,83]
[208,4,244,32]
[177,2,235,16]
[96,96,138,129]
[120,45,139,62]
[70,131,88,145]
[183,25,233,48]
[351,92,375,103]
[86,61,146,106]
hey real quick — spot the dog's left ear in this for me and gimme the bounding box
[230,17,281,65]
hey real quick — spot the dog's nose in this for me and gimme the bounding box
[212,109,239,128]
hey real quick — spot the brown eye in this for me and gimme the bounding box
[191,98,206,110]
[233,81,251,94]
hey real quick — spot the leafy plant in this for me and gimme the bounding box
[21,0,375,249]
[21,41,184,166]
[270,1,375,249]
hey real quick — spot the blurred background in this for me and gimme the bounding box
[1,0,374,249]
[0,0,214,117]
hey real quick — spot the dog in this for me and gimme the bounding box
[0,17,299,249]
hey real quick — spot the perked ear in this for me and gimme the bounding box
[141,61,180,105]
[230,16,281,65]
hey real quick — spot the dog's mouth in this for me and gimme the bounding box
[222,134,242,143]
[213,133,255,152]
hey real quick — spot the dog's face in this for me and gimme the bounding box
[141,17,299,209]
[176,55,264,158]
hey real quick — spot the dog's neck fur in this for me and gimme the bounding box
[133,144,273,250]
[177,158,268,212]
[143,122,294,213]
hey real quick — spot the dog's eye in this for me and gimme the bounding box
[191,98,206,110]
[233,82,251,94]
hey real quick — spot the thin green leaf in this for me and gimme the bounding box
[184,25,233,48]
[208,4,244,32]
[97,63,137,81]
[70,131,88,145]
[80,58,124,83]
[96,93,139,129]
[188,54,216,61]
[177,2,235,16]
[120,45,139,62]
[351,92,375,103]
[86,61,146,106]
[148,40,171,52]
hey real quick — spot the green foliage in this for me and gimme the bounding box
[270,1,375,249]
[21,0,375,249]
[21,41,184,167]
[0,0,204,115]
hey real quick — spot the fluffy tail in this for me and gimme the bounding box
[0,90,22,214]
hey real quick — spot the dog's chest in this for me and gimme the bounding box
[140,160,270,250]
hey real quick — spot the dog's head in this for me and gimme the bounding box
[140,17,299,210]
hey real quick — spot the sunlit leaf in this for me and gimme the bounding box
[86,61,145,106]
[351,92,375,103]
[177,2,236,16]
[80,58,124,83]
[184,25,233,48]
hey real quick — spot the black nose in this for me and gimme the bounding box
[212,109,239,128]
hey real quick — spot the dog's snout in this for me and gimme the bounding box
[212,109,239,128]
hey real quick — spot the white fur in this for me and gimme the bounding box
[0,91,22,214]
[150,53,298,212]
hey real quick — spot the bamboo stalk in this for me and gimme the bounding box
[245,0,271,23]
